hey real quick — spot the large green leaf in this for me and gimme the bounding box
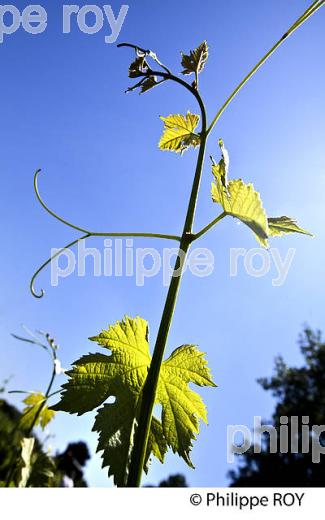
[159,112,201,154]
[92,383,138,486]
[181,41,209,76]
[53,316,215,485]
[20,392,55,431]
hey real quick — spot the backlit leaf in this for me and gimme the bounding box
[211,145,269,247]
[20,392,55,431]
[53,316,215,485]
[157,345,216,466]
[211,141,312,247]
[268,216,313,238]
[159,112,201,154]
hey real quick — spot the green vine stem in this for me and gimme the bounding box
[193,212,226,241]
[126,88,208,487]
[31,233,91,298]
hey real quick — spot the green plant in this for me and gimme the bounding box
[30,2,324,487]
[3,329,62,487]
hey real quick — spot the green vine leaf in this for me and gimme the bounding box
[157,345,216,466]
[181,41,209,76]
[53,316,215,486]
[211,141,312,247]
[268,216,313,238]
[20,392,55,431]
[159,112,201,154]
[145,417,168,471]
[125,51,163,95]
[211,141,269,247]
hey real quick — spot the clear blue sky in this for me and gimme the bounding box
[1,0,324,486]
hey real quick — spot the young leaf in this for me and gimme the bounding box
[128,56,149,78]
[126,53,164,95]
[140,76,160,94]
[268,216,313,238]
[211,141,313,247]
[159,112,201,154]
[20,392,55,431]
[181,41,209,76]
[211,149,269,247]
[53,316,215,485]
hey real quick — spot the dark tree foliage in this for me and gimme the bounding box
[145,473,188,487]
[0,399,28,481]
[229,327,325,486]
[158,473,188,487]
[55,442,90,487]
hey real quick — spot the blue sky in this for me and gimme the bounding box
[1,0,324,486]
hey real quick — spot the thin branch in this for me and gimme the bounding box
[117,42,148,53]
[30,234,91,298]
[193,212,226,241]
[34,170,90,234]
[47,389,63,399]
[31,230,181,298]
[8,390,33,395]
[207,0,325,135]
[34,169,181,242]
[11,334,47,349]
[117,42,172,74]
[90,231,181,240]
[144,69,206,119]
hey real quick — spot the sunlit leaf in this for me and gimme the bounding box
[145,417,168,471]
[211,141,313,247]
[211,143,269,247]
[268,216,313,238]
[159,112,200,154]
[53,316,215,485]
[157,345,216,466]
[20,392,55,431]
